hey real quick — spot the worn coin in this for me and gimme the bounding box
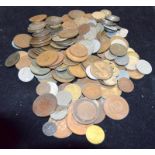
[29,14,47,22]
[36,82,51,95]
[127,70,144,80]
[110,43,127,56]
[115,55,129,66]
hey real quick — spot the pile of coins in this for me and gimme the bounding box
[5,9,152,145]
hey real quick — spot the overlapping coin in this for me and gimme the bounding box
[5,9,152,145]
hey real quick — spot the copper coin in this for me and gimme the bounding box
[128,70,144,80]
[118,77,134,93]
[29,14,47,22]
[45,16,62,26]
[66,103,89,135]
[104,96,129,120]
[13,34,32,48]
[70,43,88,57]
[5,52,20,67]
[98,35,110,53]
[68,10,85,19]
[36,82,51,95]
[82,83,102,100]
[36,50,58,67]
[78,24,90,35]
[53,118,72,139]
[62,20,78,29]
[32,93,57,117]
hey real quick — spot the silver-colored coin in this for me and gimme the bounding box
[18,67,34,82]
[86,65,97,80]
[106,31,117,38]
[50,106,68,120]
[116,28,129,38]
[115,55,129,66]
[136,59,152,75]
[104,25,118,32]
[91,39,101,54]
[48,82,58,96]
[117,69,130,80]
[34,71,52,80]
[56,90,72,106]
[104,50,116,60]
[102,19,116,26]
[42,121,57,137]
[95,23,104,34]
[106,15,120,22]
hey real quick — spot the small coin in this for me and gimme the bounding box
[106,15,120,22]
[29,14,47,22]
[104,96,129,120]
[127,70,144,80]
[32,93,57,117]
[68,10,85,19]
[36,82,51,95]
[53,118,72,138]
[117,69,129,80]
[136,59,152,75]
[104,50,116,60]
[48,82,59,96]
[86,65,97,80]
[125,56,139,70]
[118,77,134,93]
[56,90,72,106]
[82,83,101,100]
[110,43,127,56]
[13,34,32,48]
[115,55,129,66]
[18,67,34,82]
[86,125,105,145]
[64,84,81,100]
[5,52,20,67]
[92,11,105,20]
[42,121,57,136]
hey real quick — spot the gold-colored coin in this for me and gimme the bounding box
[86,125,105,145]
[92,11,105,20]
[64,84,81,100]
[125,55,139,70]
[127,48,139,59]
[127,69,144,80]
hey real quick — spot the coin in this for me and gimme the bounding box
[103,75,117,86]
[110,43,127,56]
[56,90,72,106]
[86,125,105,145]
[18,67,34,82]
[106,15,120,22]
[104,50,116,60]
[66,104,89,135]
[5,52,20,67]
[68,64,86,78]
[125,56,139,70]
[92,11,105,20]
[42,121,57,136]
[82,83,101,100]
[136,59,152,75]
[118,77,134,93]
[13,34,32,48]
[91,39,101,54]
[32,93,57,117]
[68,10,85,19]
[73,98,99,124]
[78,24,90,35]
[86,65,97,80]
[104,96,129,120]
[47,82,58,96]
[64,84,81,100]
[29,14,47,22]
[53,118,72,138]
[36,82,51,95]
[115,55,129,66]
[117,69,129,80]
[127,70,144,80]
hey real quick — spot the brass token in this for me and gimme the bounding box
[68,64,86,78]
[36,50,58,67]
[118,77,134,93]
[82,83,102,100]
[29,14,47,22]
[86,125,105,145]
[64,84,81,100]
[127,69,144,80]
[104,96,129,120]
[13,34,32,48]
[32,94,57,117]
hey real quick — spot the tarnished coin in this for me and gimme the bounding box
[73,98,99,124]
[104,96,129,120]
[53,118,72,138]
[56,90,72,106]
[13,34,32,48]
[86,125,105,145]
[82,83,101,100]
[42,121,57,136]
[50,106,68,121]
[36,82,51,95]
[110,43,127,56]
[115,55,129,66]
[32,93,57,117]
[128,70,144,80]
[64,84,81,100]
[118,77,134,93]
[66,104,90,135]
[29,14,47,22]
[18,67,34,82]
[136,59,152,75]
[5,52,20,67]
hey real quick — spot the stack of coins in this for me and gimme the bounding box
[5,9,152,145]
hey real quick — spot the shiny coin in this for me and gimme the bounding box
[5,52,20,67]
[125,56,139,70]
[36,82,51,95]
[32,93,57,117]
[104,50,116,60]
[86,125,105,145]
[118,77,134,93]
[91,39,101,54]
[136,59,152,75]
[48,82,58,96]
[18,67,34,82]
[56,90,72,106]
[106,15,120,22]
[64,84,81,100]
[42,121,57,136]
[104,96,129,120]
[115,55,129,66]
[86,65,97,80]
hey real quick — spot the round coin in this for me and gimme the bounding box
[29,14,47,22]
[128,70,144,80]
[36,82,51,95]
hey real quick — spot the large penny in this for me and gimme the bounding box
[32,93,57,117]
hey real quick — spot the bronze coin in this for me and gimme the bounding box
[104,96,129,120]
[5,52,20,67]
[127,70,144,80]
[68,10,85,19]
[110,43,127,56]
[117,77,134,93]
[29,14,47,22]
[82,83,102,100]
[98,35,110,53]
[36,82,51,95]
[78,24,90,35]
[62,20,78,29]
[32,93,57,117]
